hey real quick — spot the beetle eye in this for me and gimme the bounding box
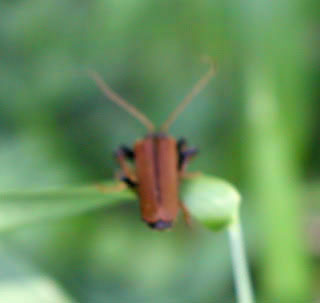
[148,220,172,230]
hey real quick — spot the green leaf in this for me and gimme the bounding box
[181,174,241,231]
[0,245,76,303]
[0,182,135,231]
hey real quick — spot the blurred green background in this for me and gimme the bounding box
[0,0,319,302]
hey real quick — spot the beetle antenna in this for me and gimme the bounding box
[160,57,216,132]
[89,70,155,133]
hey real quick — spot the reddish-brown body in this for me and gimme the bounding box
[134,135,180,227]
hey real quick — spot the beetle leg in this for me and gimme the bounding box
[177,138,198,172]
[120,176,137,189]
[177,138,187,153]
[96,182,127,193]
[114,170,137,189]
[115,147,137,188]
[119,145,135,160]
[179,201,192,226]
[179,148,199,172]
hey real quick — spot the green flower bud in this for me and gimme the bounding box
[181,174,241,231]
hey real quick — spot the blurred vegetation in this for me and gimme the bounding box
[0,0,319,302]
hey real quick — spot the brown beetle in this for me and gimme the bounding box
[90,61,214,230]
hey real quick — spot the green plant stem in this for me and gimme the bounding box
[228,215,254,303]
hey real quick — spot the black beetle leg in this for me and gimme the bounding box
[120,176,137,189]
[179,148,199,171]
[177,138,187,153]
[116,145,135,161]
[114,146,137,188]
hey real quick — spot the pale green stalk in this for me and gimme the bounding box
[228,215,254,303]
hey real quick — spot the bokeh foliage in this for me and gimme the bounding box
[0,0,319,302]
